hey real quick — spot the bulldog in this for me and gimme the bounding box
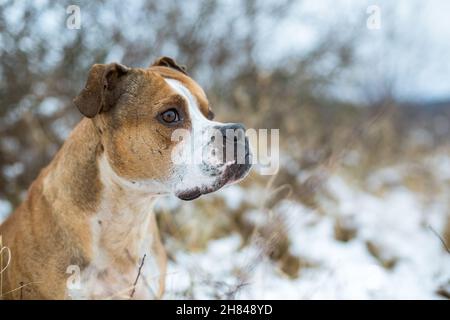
[0,57,252,299]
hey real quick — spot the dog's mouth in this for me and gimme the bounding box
[177,189,203,201]
[176,154,252,201]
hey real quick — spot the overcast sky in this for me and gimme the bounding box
[6,0,450,103]
[260,0,450,102]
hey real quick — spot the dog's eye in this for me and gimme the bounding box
[159,108,181,124]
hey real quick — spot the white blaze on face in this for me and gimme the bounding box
[164,78,225,193]
[164,79,217,131]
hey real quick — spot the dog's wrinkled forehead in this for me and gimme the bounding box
[149,66,213,120]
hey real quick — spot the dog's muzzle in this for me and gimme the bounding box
[176,123,252,201]
[215,123,252,179]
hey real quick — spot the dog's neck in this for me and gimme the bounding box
[95,153,158,266]
[42,119,166,298]
[91,127,166,299]
[45,119,158,257]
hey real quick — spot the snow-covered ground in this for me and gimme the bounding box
[1,155,449,299]
[0,200,12,225]
[165,156,450,300]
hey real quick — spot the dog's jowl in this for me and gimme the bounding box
[0,56,252,300]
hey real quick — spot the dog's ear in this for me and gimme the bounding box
[151,56,187,75]
[74,62,130,118]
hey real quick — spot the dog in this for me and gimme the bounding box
[0,56,252,299]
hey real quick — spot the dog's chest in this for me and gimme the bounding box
[71,248,162,300]
[67,202,163,300]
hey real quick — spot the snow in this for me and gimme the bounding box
[278,179,449,299]
[165,156,450,299]
[0,152,448,299]
[216,185,246,211]
[0,200,12,224]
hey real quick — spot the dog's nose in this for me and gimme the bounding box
[217,123,246,136]
[213,123,250,165]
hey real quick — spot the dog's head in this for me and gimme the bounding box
[74,56,252,200]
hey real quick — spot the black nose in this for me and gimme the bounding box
[217,123,246,136]
[214,123,250,165]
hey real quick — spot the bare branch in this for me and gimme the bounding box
[129,254,147,299]
[428,225,450,254]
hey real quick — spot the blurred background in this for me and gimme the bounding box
[0,0,449,299]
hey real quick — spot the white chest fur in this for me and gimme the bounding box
[67,156,166,300]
